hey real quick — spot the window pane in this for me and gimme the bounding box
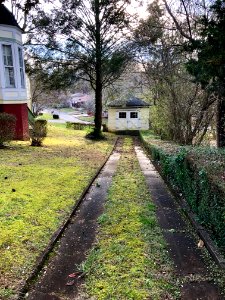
[119,112,126,118]
[130,112,138,118]
[3,55,7,65]
[2,45,15,88]
[18,48,25,87]
[5,67,15,87]
[3,45,13,66]
[7,55,13,66]
[20,68,25,87]
[18,48,24,68]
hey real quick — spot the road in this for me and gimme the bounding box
[45,109,92,124]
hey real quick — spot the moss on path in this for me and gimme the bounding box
[82,137,179,300]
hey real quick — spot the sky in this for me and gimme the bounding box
[5,0,150,21]
[128,0,150,19]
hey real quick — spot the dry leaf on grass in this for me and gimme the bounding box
[197,239,204,248]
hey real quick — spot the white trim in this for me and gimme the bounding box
[17,46,26,88]
[2,43,16,88]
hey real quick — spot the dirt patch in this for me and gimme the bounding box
[181,281,224,300]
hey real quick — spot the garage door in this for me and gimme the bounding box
[116,111,139,130]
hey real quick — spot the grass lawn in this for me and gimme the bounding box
[77,115,107,125]
[58,108,75,113]
[77,115,94,123]
[36,113,53,120]
[0,124,116,299]
[81,138,179,300]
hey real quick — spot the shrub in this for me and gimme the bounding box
[53,114,59,119]
[30,119,47,146]
[0,113,16,147]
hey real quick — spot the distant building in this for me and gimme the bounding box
[68,93,92,108]
[108,96,150,131]
[0,3,29,140]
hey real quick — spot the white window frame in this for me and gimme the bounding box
[18,46,25,88]
[2,43,16,88]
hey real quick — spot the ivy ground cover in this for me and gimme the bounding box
[0,124,116,299]
[140,130,225,249]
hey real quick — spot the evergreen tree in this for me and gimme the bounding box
[186,0,225,147]
[27,0,133,138]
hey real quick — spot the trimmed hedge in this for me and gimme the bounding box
[0,112,16,146]
[140,132,225,249]
[66,122,94,130]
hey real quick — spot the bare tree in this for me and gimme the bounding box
[4,0,43,31]
[134,0,215,145]
[162,0,225,147]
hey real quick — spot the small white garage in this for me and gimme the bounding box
[107,97,150,132]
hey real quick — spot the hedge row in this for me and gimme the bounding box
[140,132,225,249]
[66,122,94,130]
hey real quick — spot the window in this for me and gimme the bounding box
[18,47,25,88]
[2,44,15,88]
[130,112,138,118]
[119,112,126,118]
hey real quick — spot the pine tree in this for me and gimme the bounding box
[28,0,133,138]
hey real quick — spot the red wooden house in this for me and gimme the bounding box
[0,2,29,140]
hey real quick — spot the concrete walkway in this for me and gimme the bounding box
[26,139,122,300]
[135,144,223,300]
[45,109,91,124]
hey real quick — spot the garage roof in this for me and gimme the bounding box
[108,96,150,108]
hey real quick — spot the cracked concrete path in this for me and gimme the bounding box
[26,139,122,300]
[135,144,224,300]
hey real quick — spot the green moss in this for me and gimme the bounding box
[0,288,15,299]
[84,137,178,299]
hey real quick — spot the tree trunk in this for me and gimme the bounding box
[94,0,103,137]
[94,82,102,135]
[216,97,225,147]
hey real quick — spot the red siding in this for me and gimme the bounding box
[0,104,29,140]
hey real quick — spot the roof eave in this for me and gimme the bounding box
[108,105,150,108]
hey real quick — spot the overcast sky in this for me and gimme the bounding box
[5,0,150,20]
[128,0,149,19]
